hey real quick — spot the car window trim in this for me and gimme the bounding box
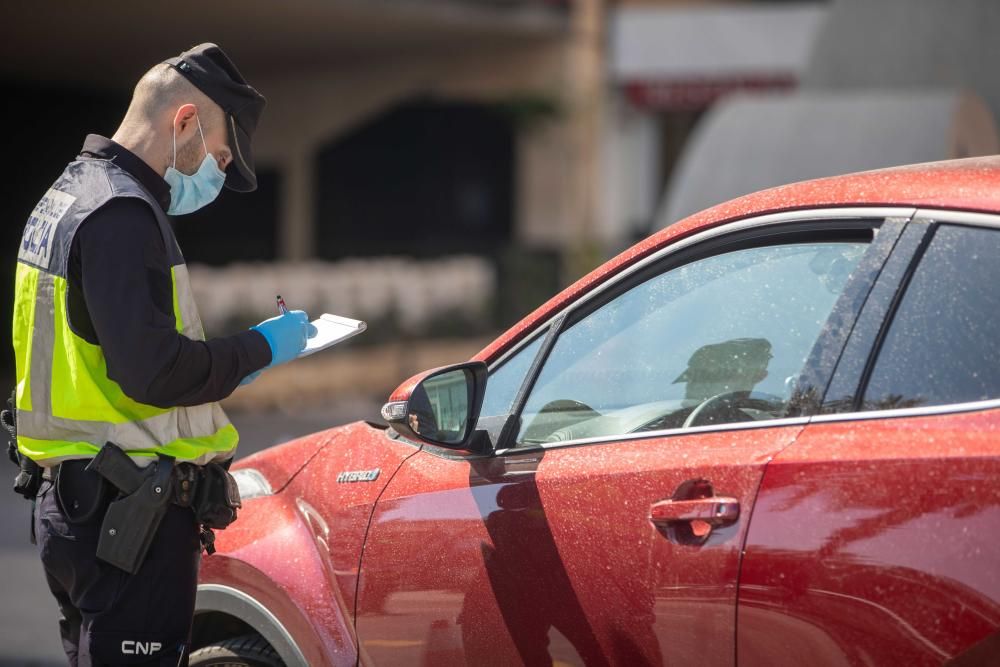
[485,207,916,372]
[809,396,1000,425]
[497,208,915,453]
[424,208,998,458]
[563,224,880,342]
[913,208,1000,230]
[497,392,1000,456]
[492,416,812,456]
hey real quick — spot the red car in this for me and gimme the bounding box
[188,157,1000,667]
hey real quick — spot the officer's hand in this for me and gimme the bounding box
[251,310,311,367]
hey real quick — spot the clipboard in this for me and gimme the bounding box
[299,313,367,358]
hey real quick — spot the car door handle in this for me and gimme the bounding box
[649,497,740,528]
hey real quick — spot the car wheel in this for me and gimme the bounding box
[188,634,284,667]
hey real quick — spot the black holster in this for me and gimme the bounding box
[86,443,174,574]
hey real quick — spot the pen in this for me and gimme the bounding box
[276,295,289,315]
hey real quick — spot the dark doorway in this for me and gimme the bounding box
[1,81,130,379]
[315,99,514,259]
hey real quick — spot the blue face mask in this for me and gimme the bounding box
[164,115,226,215]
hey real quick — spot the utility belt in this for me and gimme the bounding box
[3,392,241,574]
[80,442,242,573]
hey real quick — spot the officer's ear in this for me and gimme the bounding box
[172,104,198,138]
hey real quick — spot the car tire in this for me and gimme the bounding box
[188,633,284,667]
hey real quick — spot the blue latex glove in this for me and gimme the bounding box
[251,310,311,367]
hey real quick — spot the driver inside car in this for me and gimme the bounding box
[676,338,773,406]
[672,337,774,422]
[634,337,776,432]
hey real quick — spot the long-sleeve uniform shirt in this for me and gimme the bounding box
[68,135,271,408]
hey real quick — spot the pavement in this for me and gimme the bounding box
[0,400,379,666]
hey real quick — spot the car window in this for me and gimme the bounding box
[479,333,545,419]
[516,240,868,445]
[862,223,1000,410]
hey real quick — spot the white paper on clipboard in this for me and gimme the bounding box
[298,313,367,358]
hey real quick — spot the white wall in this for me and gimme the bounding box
[601,90,662,246]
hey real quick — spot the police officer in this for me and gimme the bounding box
[11,43,311,665]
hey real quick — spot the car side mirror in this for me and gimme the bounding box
[381,361,488,451]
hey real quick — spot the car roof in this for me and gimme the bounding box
[475,155,1000,363]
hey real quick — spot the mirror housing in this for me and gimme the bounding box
[381,361,488,451]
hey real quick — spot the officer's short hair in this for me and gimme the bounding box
[127,63,221,129]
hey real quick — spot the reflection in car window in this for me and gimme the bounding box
[863,224,1000,410]
[516,241,868,445]
[479,334,545,419]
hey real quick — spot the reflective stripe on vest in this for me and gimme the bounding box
[12,159,238,466]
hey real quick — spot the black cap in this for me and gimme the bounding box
[164,43,266,192]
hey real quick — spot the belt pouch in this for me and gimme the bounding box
[193,463,242,529]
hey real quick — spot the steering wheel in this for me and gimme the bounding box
[682,391,785,429]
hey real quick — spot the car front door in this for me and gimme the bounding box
[738,213,1000,666]
[355,212,907,666]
